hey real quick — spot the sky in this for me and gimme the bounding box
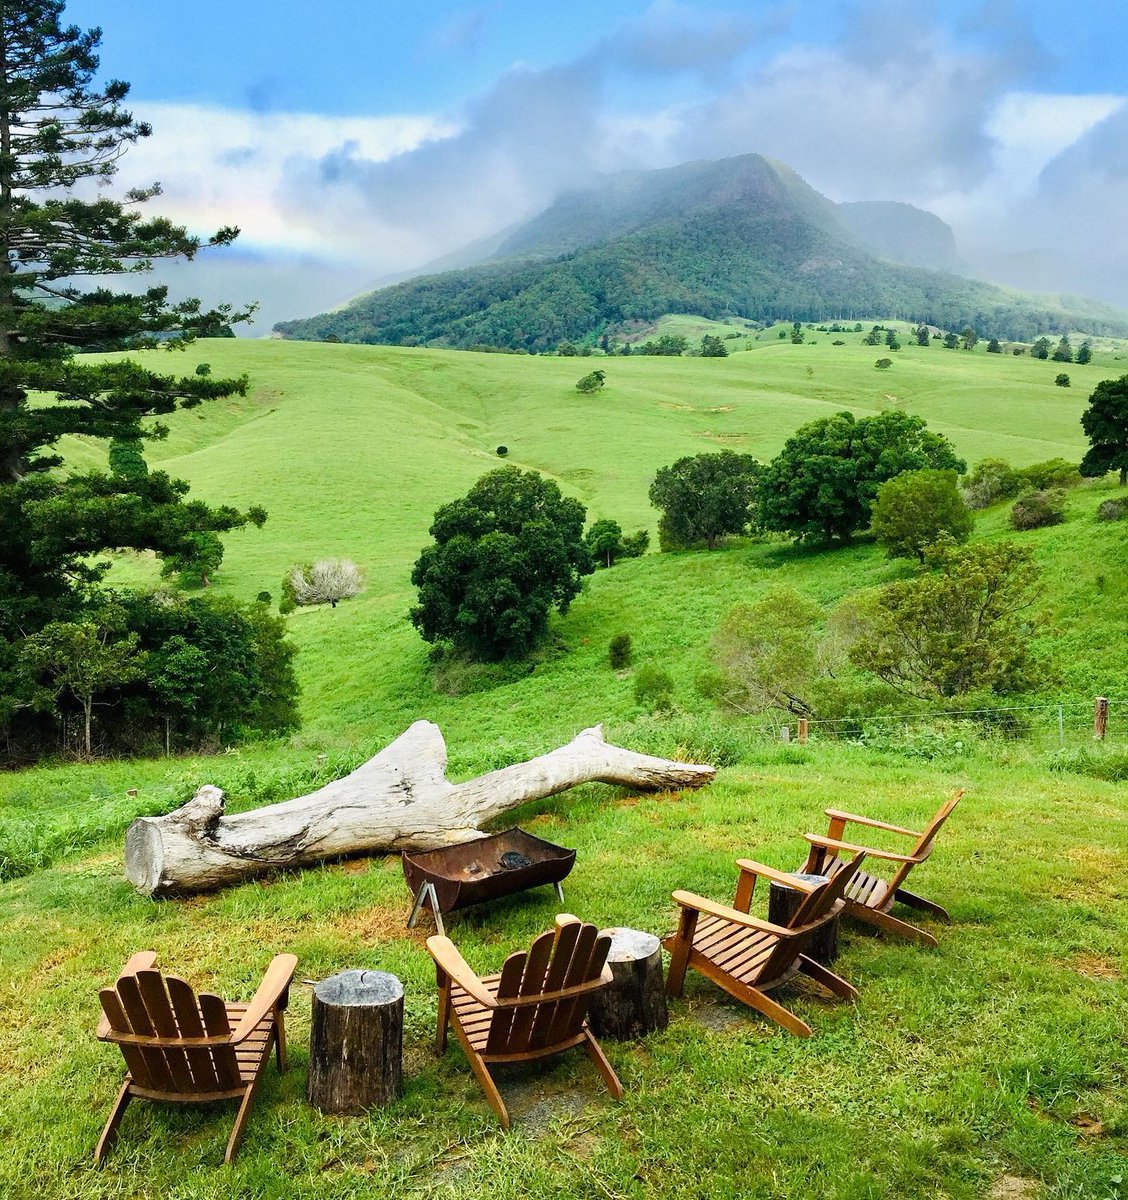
[61,0,1128,333]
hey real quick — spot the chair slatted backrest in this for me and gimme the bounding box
[909,790,964,864]
[486,919,610,1056]
[758,854,865,983]
[98,968,242,1097]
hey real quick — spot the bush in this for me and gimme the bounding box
[874,358,893,369]
[870,469,973,561]
[1097,499,1126,521]
[608,633,632,669]
[496,445,508,456]
[284,559,364,609]
[575,369,606,393]
[1015,458,1082,490]
[1055,373,1070,387]
[633,664,674,712]
[1010,489,1066,530]
[961,457,1023,509]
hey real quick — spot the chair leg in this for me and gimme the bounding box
[94,1081,132,1166]
[435,979,451,1056]
[224,1076,263,1165]
[797,954,858,1001]
[274,1009,288,1072]
[582,1029,624,1099]
[854,904,939,948]
[663,908,698,997]
[464,1049,510,1129]
[894,887,951,922]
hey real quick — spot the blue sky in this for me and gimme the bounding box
[60,1,1128,330]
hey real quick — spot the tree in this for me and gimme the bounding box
[943,332,960,349]
[960,326,978,351]
[1052,336,1073,363]
[758,410,965,544]
[1076,340,1092,365]
[870,469,973,561]
[1055,373,1070,387]
[1079,375,1128,485]
[283,559,364,610]
[637,334,687,356]
[884,328,898,347]
[1032,337,1051,360]
[699,334,728,357]
[410,467,592,660]
[961,457,1022,509]
[0,5,276,759]
[710,588,822,716]
[914,324,931,347]
[847,540,1047,699]
[583,519,648,568]
[648,451,760,550]
[986,338,1001,353]
[575,369,605,393]
[19,612,143,757]
[874,358,893,369]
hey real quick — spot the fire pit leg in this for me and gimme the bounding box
[554,882,565,903]
[407,881,445,936]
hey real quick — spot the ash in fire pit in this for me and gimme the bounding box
[500,850,532,870]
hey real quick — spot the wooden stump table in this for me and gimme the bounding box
[589,927,668,1040]
[307,970,404,1114]
[767,873,839,965]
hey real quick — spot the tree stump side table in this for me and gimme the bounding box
[307,970,404,1114]
[589,927,669,1040]
[767,873,839,965]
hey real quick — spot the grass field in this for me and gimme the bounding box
[2,329,1126,1198]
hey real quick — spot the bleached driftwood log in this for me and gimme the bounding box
[125,720,716,898]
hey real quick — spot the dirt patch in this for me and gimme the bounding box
[705,405,735,413]
[990,1176,1040,1199]
[329,902,419,945]
[659,402,695,412]
[696,431,748,443]
[1069,953,1121,981]
[1069,1112,1106,1137]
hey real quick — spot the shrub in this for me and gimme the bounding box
[608,633,632,669]
[496,445,508,456]
[1010,489,1066,530]
[1097,498,1126,521]
[634,664,674,711]
[1055,373,1070,387]
[575,369,606,393]
[870,469,973,561]
[874,358,893,369]
[961,457,1023,509]
[284,559,364,609]
[1015,458,1082,490]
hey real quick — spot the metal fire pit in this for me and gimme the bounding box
[402,828,576,935]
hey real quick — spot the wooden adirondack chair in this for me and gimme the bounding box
[95,950,297,1165]
[663,854,865,1037]
[427,913,623,1129]
[800,790,964,947]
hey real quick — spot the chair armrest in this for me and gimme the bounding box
[735,859,820,892]
[426,936,497,1009]
[230,954,298,1043]
[805,833,917,863]
[672,890,794,938]
[824,809,922,838]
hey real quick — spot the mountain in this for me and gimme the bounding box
[274,154,1128,349]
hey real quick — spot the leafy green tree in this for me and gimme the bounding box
[638,334,688,356]
[884,329,898,347]
[1052,336,1073,363]
[870,469,973,561]
[986,338,1001,353]
[699,334,728,357]
[1055,373,1070,387]
[575,369,606,393]
[410,467,592,660]
[961,457,1022,509]
[19,613,143,757]
[585,518,624,568]
[1032,337,1051,360]
[758,410,965,544]
[914,324,931,347]
[710,588,822,716]
[863,327,882,346]
[1076,340,1092,365]
[648,451,760,550]
[960,325,978,351]
[847,540,1047,698]
[943,331,960,349]
[1079,375,1128,485]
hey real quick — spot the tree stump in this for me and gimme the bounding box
[588,928,668,1040]
[307,970,404,1114]
[768,874,839,965]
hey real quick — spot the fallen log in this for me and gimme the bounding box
[124,721,716,898]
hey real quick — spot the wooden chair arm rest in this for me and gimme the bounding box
[672,890,794,938]
[230,953,299,1043]
[805,834,916,863]
[824,809,922,838]
[735,859,819,892]
[426,936,497,1009]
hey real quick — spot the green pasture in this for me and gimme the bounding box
[2,333,1127,1197]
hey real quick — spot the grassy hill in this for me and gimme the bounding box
[2,333,1126,1198]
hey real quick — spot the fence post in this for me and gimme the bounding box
[1057,705,1064,745]
[780,725,790,743]
[1093,696,1108,740]
[797,718,809,745]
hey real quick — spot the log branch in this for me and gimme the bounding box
[124,721,715,898]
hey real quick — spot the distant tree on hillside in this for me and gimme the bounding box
[700,334,728,357]
[1055,373,1070,387]
[1032,337,1051,359]
[584,519,649,568]
[649,452,760,550]
[943,332,960,349]
[870,469,973,561]
[638,334,688,356]
[960,326,978,351]
[987,338,1001,353]
[915,324,931,347]
[1052,336,1073,363]
[1080,374,1128,485]
[410,467,592,660]
[575,369,606,393]
[758,410,965,544]
[1076,340,1093,365]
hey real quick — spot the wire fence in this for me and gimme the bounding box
[737,697,1125,749]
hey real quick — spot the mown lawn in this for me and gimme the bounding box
[0,743,1125,1199]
